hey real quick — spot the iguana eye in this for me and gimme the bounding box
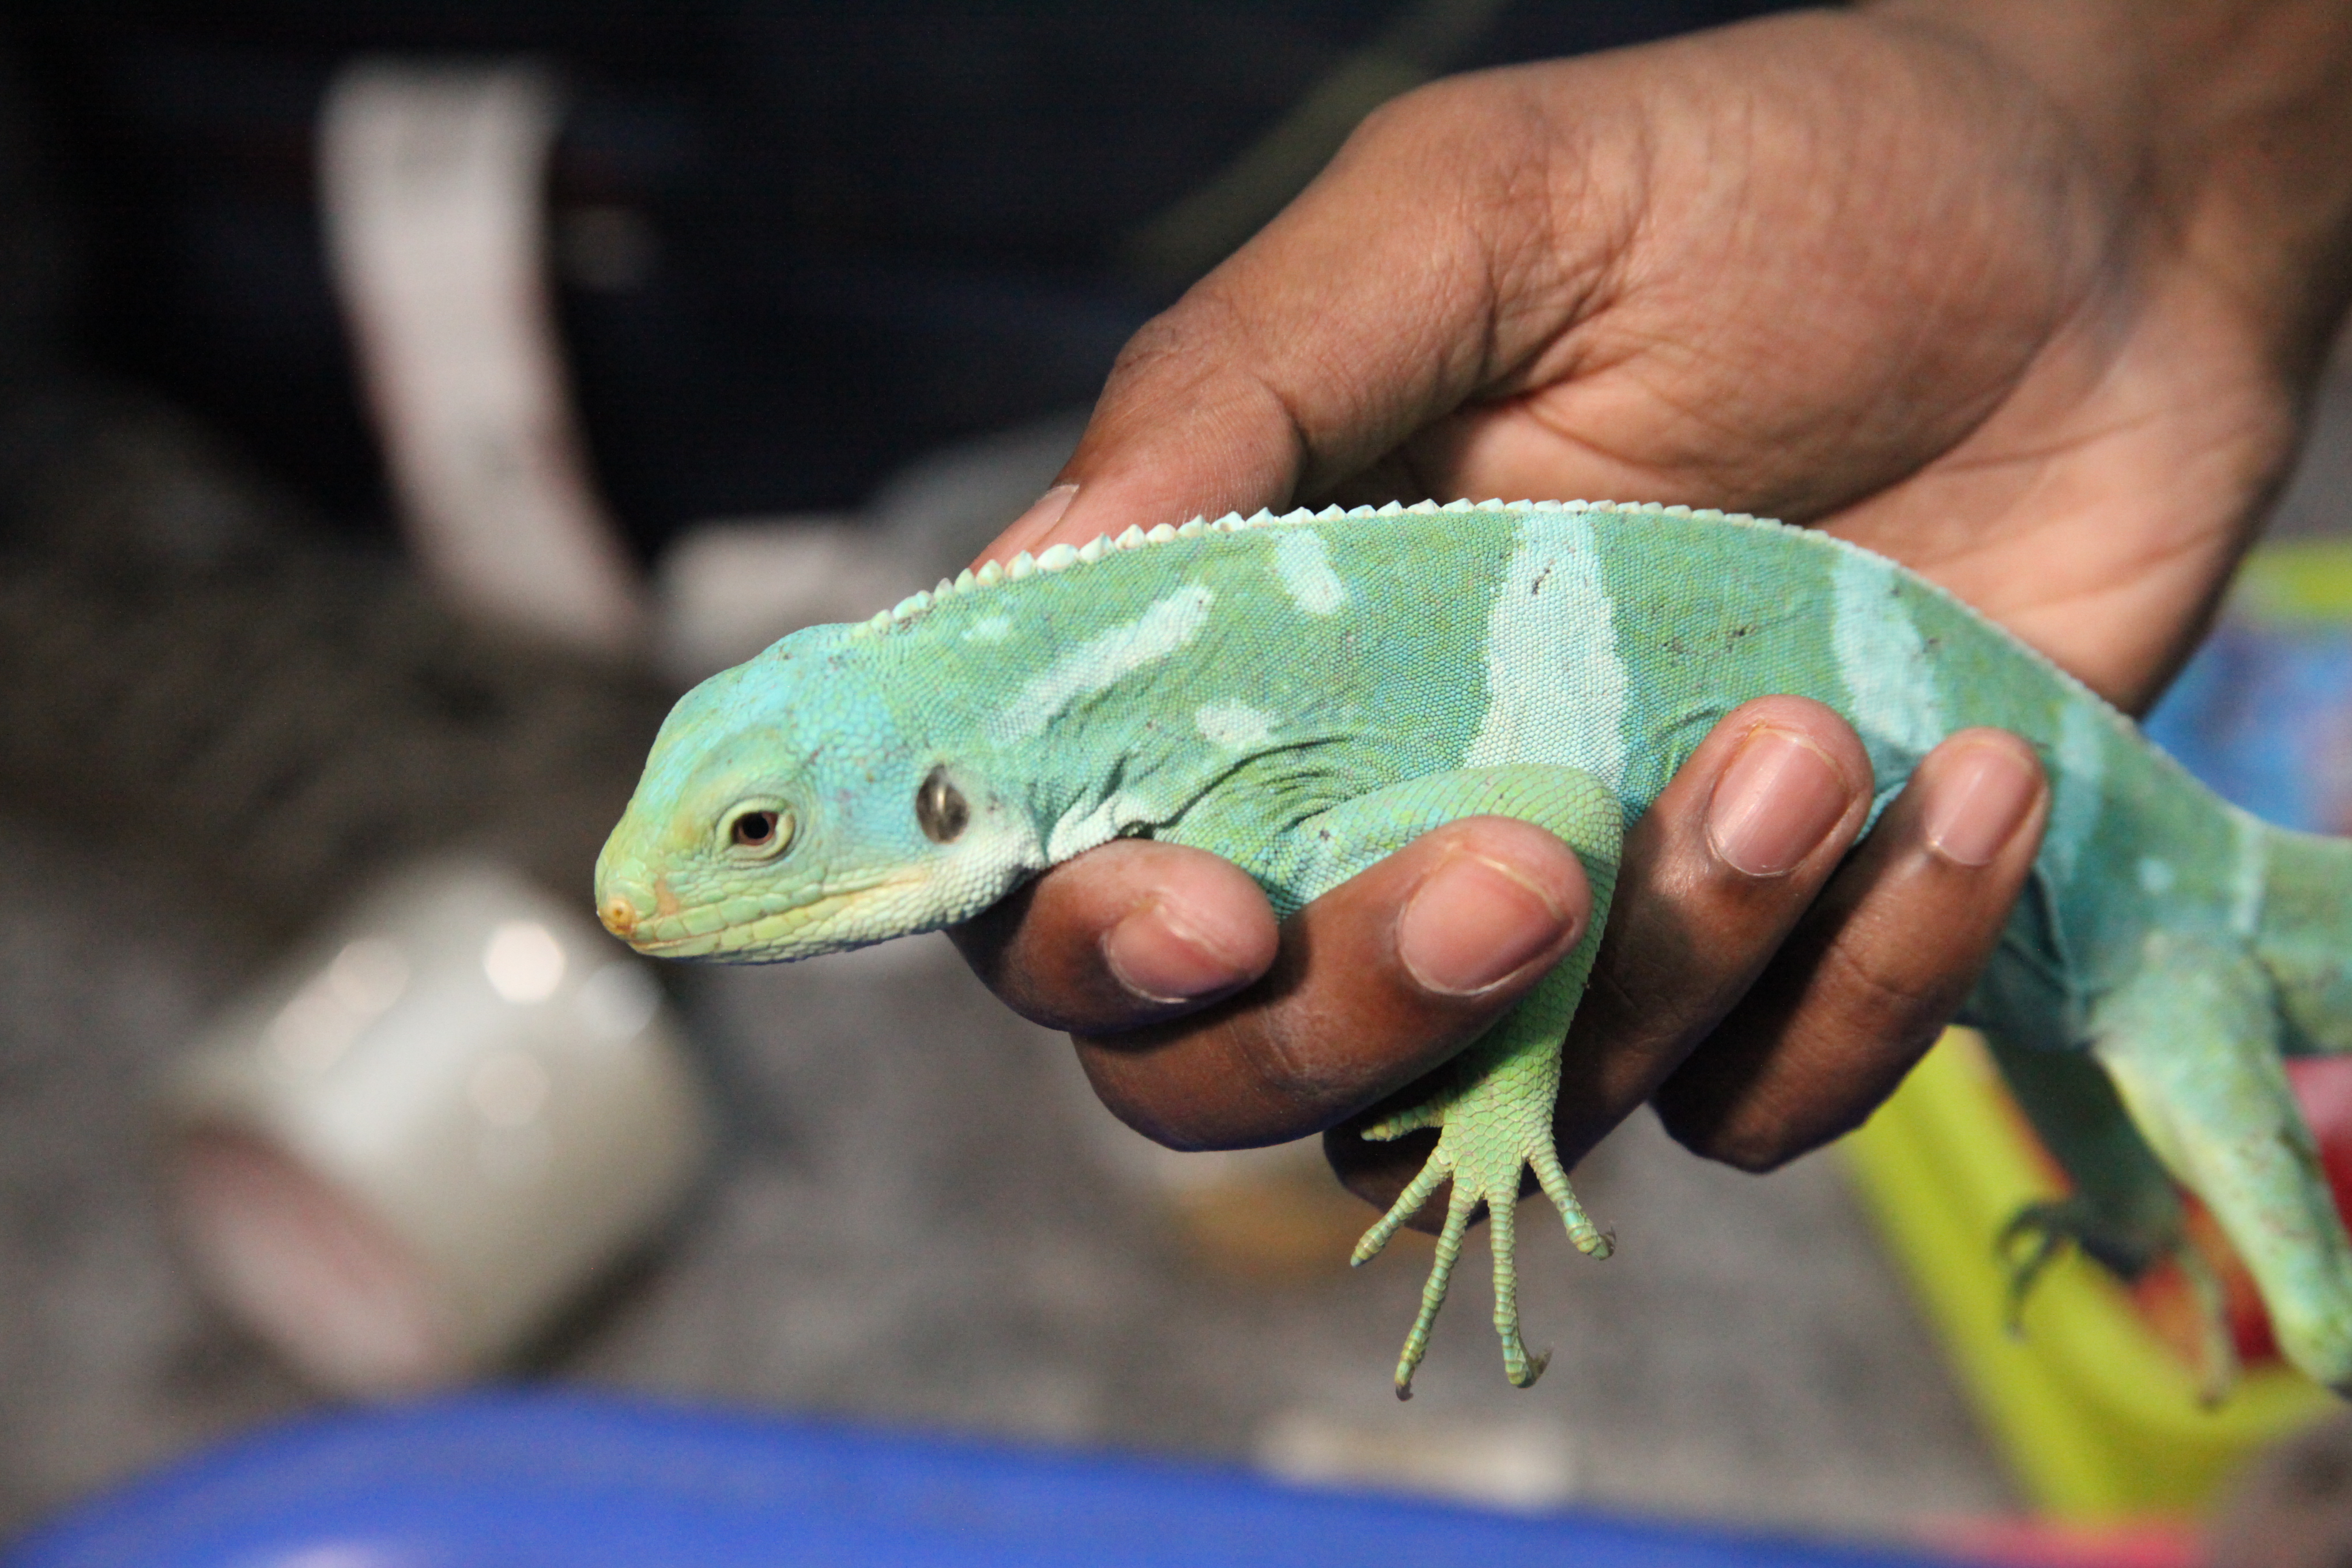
[722,806,793,860]
[916,766,968,844]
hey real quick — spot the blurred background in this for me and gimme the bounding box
[2,5,2352,1566]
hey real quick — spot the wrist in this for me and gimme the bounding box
[1868,0,2352,366]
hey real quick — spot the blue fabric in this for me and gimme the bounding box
[10,1390,1962,1568]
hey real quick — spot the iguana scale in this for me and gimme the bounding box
[597,499,2352,1399]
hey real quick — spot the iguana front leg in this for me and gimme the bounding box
[1266,766,1621,1397]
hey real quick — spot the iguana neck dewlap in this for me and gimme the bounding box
[598,499,2352,1401]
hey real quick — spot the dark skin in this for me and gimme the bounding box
[952,1,2352,1226]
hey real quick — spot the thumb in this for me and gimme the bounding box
[976,72,1611,564]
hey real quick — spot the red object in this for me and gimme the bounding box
[2288,1056,2352,1220]
[1925,1517,2200,1567]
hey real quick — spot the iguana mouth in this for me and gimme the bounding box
[621,870,930,960]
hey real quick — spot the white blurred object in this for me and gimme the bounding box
[321,62,647,655]
[654,409,1088,683]
[1256,1407,1579,1512]
[160,860,711,1396]
[652,516,900,679]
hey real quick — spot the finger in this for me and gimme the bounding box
[1653,727,2049,1170]
[1324,696,1875,1213]
[948,838,1279,1035]
[1053,818,1592,1151]
[977,73,1612,566]
[1554,698,1880,1162]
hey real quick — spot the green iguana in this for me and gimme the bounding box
[596,499,2352,1400]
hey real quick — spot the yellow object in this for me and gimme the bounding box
[2231,537,2352,624]
[1841,1030,2334,1520]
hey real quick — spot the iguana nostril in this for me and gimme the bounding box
[599,895,638,938]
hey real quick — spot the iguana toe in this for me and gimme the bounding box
[1368,1109,1609,1397]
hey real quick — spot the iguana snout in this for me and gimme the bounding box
[598,888,641,941]
[591,858,668,946]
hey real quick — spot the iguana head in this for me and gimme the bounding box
[594,635,1037,962]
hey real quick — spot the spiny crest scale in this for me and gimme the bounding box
[845,496,1778,636]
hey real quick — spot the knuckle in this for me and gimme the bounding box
[1815,902,1989,1028]
[1077,1011,1358,1152]
[1655,1079,1838,1175]
[1345,77,1465,148]
[1652,1073,1809,1173]
[1817,936,1945,1022]
[1238,1017,1364,1134]
[1075,1041,1237,1152]
[1106,308,1203,378]
[1703,1126,1804,1176]
[1336,73,1552,212]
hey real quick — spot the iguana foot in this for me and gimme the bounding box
[1351,1102,1610,1399]
[1996,1198,2085,1335]
[1999,1199,2238,1403]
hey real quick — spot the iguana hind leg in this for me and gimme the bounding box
[1982,1030,2237,1398]
[2092,937,2352,1393]
[1277,765,1621,1397]
[1997,1198,2238,1401]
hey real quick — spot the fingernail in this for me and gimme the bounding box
[1923,742,2041,867]
[1397,852,1574,997]
[1706,727,1851,876]
[998,483,1080,557]
[1102,898,1242,1004]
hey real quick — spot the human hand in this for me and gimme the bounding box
[955,3,2352,1211]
